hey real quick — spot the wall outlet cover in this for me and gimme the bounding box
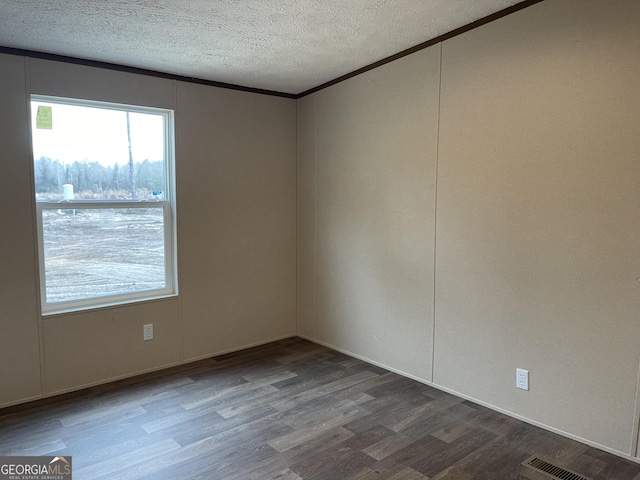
[516,368,529,391]
[143,324,154,341]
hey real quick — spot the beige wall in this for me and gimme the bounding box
[298,48,441,381]
[0,54,42,404]
[435,0,640,455]
[296,95,317,339]
[177,82,297,360]
[298,0,640,459]
[0,57,296,401]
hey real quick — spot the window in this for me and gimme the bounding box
[31,96,176,314]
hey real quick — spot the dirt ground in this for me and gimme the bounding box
[42,207,166,303]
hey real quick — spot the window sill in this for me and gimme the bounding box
[41,293,179,318]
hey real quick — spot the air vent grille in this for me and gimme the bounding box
[522,456,591,480]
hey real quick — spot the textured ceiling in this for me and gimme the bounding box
[0,0,524,95]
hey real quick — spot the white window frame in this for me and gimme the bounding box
[31,95,177,315]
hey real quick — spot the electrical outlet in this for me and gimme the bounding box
[516,368,529,391]
[143,323,154,341]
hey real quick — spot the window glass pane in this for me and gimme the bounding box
[42,207,166,304]
[32,102,166,201]
[31,96,175,313]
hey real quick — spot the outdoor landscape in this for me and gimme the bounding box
[34,156,165,201]
[36,156,168,304]
[42,207,166,303]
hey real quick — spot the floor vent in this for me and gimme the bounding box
[522,456,591,480]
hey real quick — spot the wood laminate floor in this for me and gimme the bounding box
[1,337,639,480]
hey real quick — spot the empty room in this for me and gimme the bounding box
[1,0,639,478]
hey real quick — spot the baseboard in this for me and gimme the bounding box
[297,334,640,465]
[180,333,297,364]
[0,332,297,412]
